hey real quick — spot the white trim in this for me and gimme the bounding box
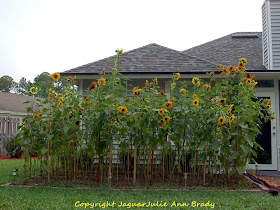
[248,91,277,170]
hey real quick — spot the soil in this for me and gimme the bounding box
[259,176,280,186]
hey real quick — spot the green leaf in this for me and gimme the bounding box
[41,148,48,154]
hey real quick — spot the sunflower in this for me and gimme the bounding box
[155,77,158,85]
[228,65,234,72]
[51,72,60,82]
[158,108,164,115]
[89,81,97,90]
[112,68,118,73]
[210,72,215,77]
[164,116,170,122]
[180,88,188,96]
[246,73,251,79]
[229,114,235,123]
[165,101,173,109]
[57,101,62,107]
[222,68,229,74]
[174,73,180,80]
[247,79,252,84]
[239,82,243,87]
[118,106,127,114]
[236,65,244,73]
[227,108,232,116]
[160,90,165,95]
[171,83,176,89]
[69,75,76,84]
[192,77,199,85]
[55,93,62,99]
[219,98,226,105]
[193,99,199,106]
[32,113,40,120]
[133,89,140,96]
[30,87,38,95]
[121,106,128,114]
[239,58,247,64]
[218,116,224,125]
[117,48,123,56]
[192,94,198,100]
[203,84,211,91]
[267,105,272,109]
[171,97,176,102]
[98,78,106,86]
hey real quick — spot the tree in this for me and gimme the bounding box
[16,77,33,95]
[33,72,53,98]
[0,75,16,93]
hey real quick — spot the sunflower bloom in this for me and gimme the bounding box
[164,116,170,122]
[218,117,224,125]
[165,101,173,109]
[32,114,40,120]
[219,98,226,105]
[133,89,140,96]
[174,73,180,80]
[246,73,251,79]
[89,81,97,90]
[118,48,123,56]
[155,77,158,85]
[121,106,128,114]
[247,79,252,84]
[30,87,38,95]
[171,83,176,89]
[239,58,247,64]
[98,78,106,86]
[192,77,199,85]
[112,68,118,73]
[160,90,165,95]
[229,114,235,123]
[193,99,199,106]
[228,65,234,72]
[210,72,215,77]
[203,84,211,91]
[57,101,62,107]
[180,88,188,96]
[192,94,198,100]
[227,108,232,116]
[158,108,164,115]
[51,72,60,82]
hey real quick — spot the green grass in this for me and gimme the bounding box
[0,160,25,185]
[1,160,280,209]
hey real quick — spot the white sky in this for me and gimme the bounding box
[0,0,265,82]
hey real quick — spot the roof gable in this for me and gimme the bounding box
[0,92,42,114]
[182,32,266,70]
[61,43,217,75]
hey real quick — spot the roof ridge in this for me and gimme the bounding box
[62,43,164,73]
[182,32,262,53]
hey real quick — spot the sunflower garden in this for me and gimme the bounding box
[16,49,274,188]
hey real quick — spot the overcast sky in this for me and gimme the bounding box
[0,0,265,82]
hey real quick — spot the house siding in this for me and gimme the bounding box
[263,0,280,70]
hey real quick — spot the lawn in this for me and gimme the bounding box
[1,160,280,210]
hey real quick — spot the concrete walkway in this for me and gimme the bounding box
[256,170,280,177]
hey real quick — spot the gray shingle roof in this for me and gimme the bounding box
[0,92,42,114]
[182,32,266,70]
[61,43,217,75]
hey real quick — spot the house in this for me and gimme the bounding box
[60,0,280,171]
[0,92,41,156]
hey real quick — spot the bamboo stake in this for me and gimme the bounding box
[133,144,137,186]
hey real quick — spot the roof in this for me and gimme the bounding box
[182,32,266,70]
[0,92,42,114]
[61,43,217,75]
